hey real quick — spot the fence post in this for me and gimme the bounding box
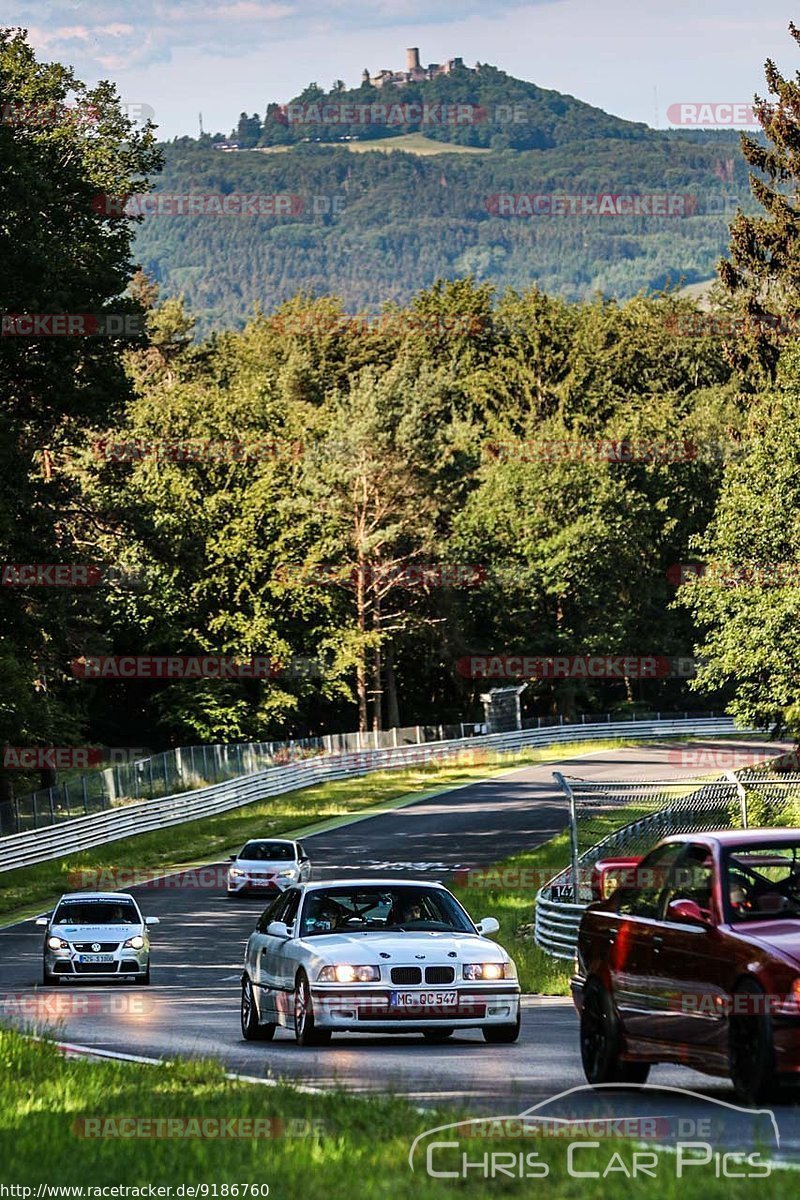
[553,771,580,900]
[726,770,748,828]
[82,775,89,815]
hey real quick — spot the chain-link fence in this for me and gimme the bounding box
[0,720,491,835]
[0,709,728,836]
[535,764,800,958]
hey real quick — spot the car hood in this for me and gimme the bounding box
[301,931,507,964]
[744,920,800,967]
[51,924,142,940]
[235,860,296,871]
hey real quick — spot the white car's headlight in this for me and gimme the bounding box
[228,868,246,878]
[463,962,515,981]
[124,935,145,950]
[47,936,69,950]
[277,869,299,879]
[318,964,380,983]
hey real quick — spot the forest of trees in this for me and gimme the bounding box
[133,133,754,336]
[3,23,800,802]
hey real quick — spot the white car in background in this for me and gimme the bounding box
[37,892,159,984]
[227,838,312,897]
[240,879,520,1045]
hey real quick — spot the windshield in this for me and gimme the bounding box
[724,843,800,922]
[52,900,140,926]
[298,886,475,937]
[240,841,295,862]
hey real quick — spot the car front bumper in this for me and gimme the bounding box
[227,875,296,895]
[45,943,149,980]
[309,985,520,1031]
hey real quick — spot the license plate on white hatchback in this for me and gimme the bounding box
[389,991,458,1008]
[79,954,114,963]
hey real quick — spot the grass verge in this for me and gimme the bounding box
[0,737,654,925]
[0,1028,788,1197]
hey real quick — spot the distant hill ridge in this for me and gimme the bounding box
[216,51,652,152]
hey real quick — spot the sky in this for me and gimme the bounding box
[1,0,797,140]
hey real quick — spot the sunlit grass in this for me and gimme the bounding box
[0,1028,788,1198]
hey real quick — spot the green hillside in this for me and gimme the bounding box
[124,64,758,334]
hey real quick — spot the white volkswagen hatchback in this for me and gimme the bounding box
[37,892,159,984]
[241,879,520,1045]
[227,838,312,897]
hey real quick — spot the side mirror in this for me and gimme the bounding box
[667,898,709,926]
[229,855,237,861]
[476,916,500,936]
[35,916,49,927]
[266,921,291,939]
[145,916,160,926]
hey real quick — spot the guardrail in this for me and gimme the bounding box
[0,715,745,875]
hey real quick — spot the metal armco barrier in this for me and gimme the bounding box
[0,716,746,874]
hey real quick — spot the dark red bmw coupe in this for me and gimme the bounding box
[572,829,800,1103]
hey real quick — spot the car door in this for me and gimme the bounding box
[257,888,302,1024]
[607,842,687,1041]
[649,842,728,1061]
[249,891,291,1021]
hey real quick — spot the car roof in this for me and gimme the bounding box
[56,891,137,901]
[296,879,448,891]
[661,829,800,849]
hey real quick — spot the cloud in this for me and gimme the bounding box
[5,0,551,71]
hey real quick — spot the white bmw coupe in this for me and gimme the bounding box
[241,879,520,1045]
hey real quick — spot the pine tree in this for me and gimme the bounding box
[719,21,800,381]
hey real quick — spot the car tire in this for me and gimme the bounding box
[729,979,782,1105]
[423,1029,455,1042]
[241,977,276,1041]
[141,964,151,986]
[42,961,56,986]
[483,1009,521,1044]
[294,971,331,1046]
[580,978,650,1084]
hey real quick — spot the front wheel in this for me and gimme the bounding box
[580,979,649,1084]
[483,1009,521,1044]
[294,972,331,1046]
[41,961,56,986]
[241,978,276,1041]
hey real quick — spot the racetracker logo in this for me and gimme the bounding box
[270,312,484,337]
[667,561,800,587]
[665,312,800,338]
[486,194,696,217]
[2,747,104,770]
[0,993,153,1019]
[93,437,303,463]
[1,314,145,337]
[281,101,485,126]
[91,193,318,218]
[485,439,697,463]
[455,655,697,680]
[666,103,758,127]
[70,656,277,680]
[72,1117,324,1139]
[275,562,486,588]
[1,563,146,588]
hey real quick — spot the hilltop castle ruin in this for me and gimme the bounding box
[362,48,474,90]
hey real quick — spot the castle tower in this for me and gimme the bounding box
[406,47,420,72]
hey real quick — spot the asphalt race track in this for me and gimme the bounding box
[2,739,799,1159]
